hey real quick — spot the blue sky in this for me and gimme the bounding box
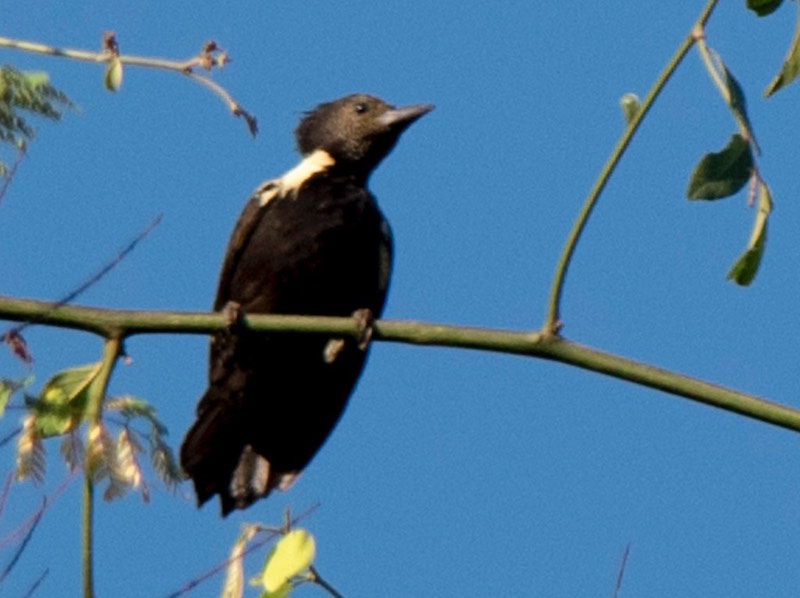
[2,2,800,596]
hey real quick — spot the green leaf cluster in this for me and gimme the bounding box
[0,66,72,175]
[10,364,182,498]
[687,38,776,286]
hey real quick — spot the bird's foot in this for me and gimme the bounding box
[352,308,375,351]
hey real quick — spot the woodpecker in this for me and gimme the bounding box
[180,94,432,515]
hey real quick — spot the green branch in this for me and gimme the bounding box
[543,0,721,334]
[2,294,799,435]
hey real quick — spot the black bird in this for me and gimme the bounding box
[180,94,432,515]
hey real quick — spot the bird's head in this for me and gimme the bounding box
[295,94,433,180]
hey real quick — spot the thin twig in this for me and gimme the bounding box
[309,565,346,598]
[0,426,22,450]
[0,473,75,550]
[543,0,721,334]
[0,497,45,584]
[0,473,11,520]
[0,144,26,209]
[0,35,257,136]
[21,568,49,598]
[611,543,630,598]
[5,214,163,338]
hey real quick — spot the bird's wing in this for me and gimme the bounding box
[213,187,272,312]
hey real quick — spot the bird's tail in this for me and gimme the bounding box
[180,386,275,516]
[180,387,242,512]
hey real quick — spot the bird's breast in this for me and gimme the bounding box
[225,176,392,317]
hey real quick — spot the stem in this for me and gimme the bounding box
[81,336,122,598]
[0,36,191,69]
[695,38,730,103]
[81,473,93,598]
[543,0,721,334]
[309,566,345,598]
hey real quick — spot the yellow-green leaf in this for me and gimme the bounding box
[104,57,123,92]
[259,529,316,593]
[764,2,800,96]
[727,182,772,286]
[687,134,753,200]
[32,363,101,437]
[0,375,33,419]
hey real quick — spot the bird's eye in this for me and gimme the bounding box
[354,103,368,114]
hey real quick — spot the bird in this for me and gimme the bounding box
[180,94,433,515]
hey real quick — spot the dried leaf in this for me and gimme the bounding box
[222,524,260,598]
[59,430,85,473]
[16,415,45,483]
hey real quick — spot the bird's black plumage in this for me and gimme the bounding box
[180,94,432,515]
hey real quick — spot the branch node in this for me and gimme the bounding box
[102,31,119,57]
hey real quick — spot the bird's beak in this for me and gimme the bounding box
[378,103,434,128]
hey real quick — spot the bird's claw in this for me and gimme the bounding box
[353,308,375,351]
[221,301,243,329]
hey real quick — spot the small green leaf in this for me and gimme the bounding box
[30,362,101,437]
[619,93,641,124]
[727,233,765,285]
[764,2,800,96]
[747,0,784,17]
[259,529,316,593]
[687,134,753,200]
[0,375,34,418]
[727,182,772,286]
[104,57,123,92]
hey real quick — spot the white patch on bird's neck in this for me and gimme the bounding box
[257,149,335,207]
